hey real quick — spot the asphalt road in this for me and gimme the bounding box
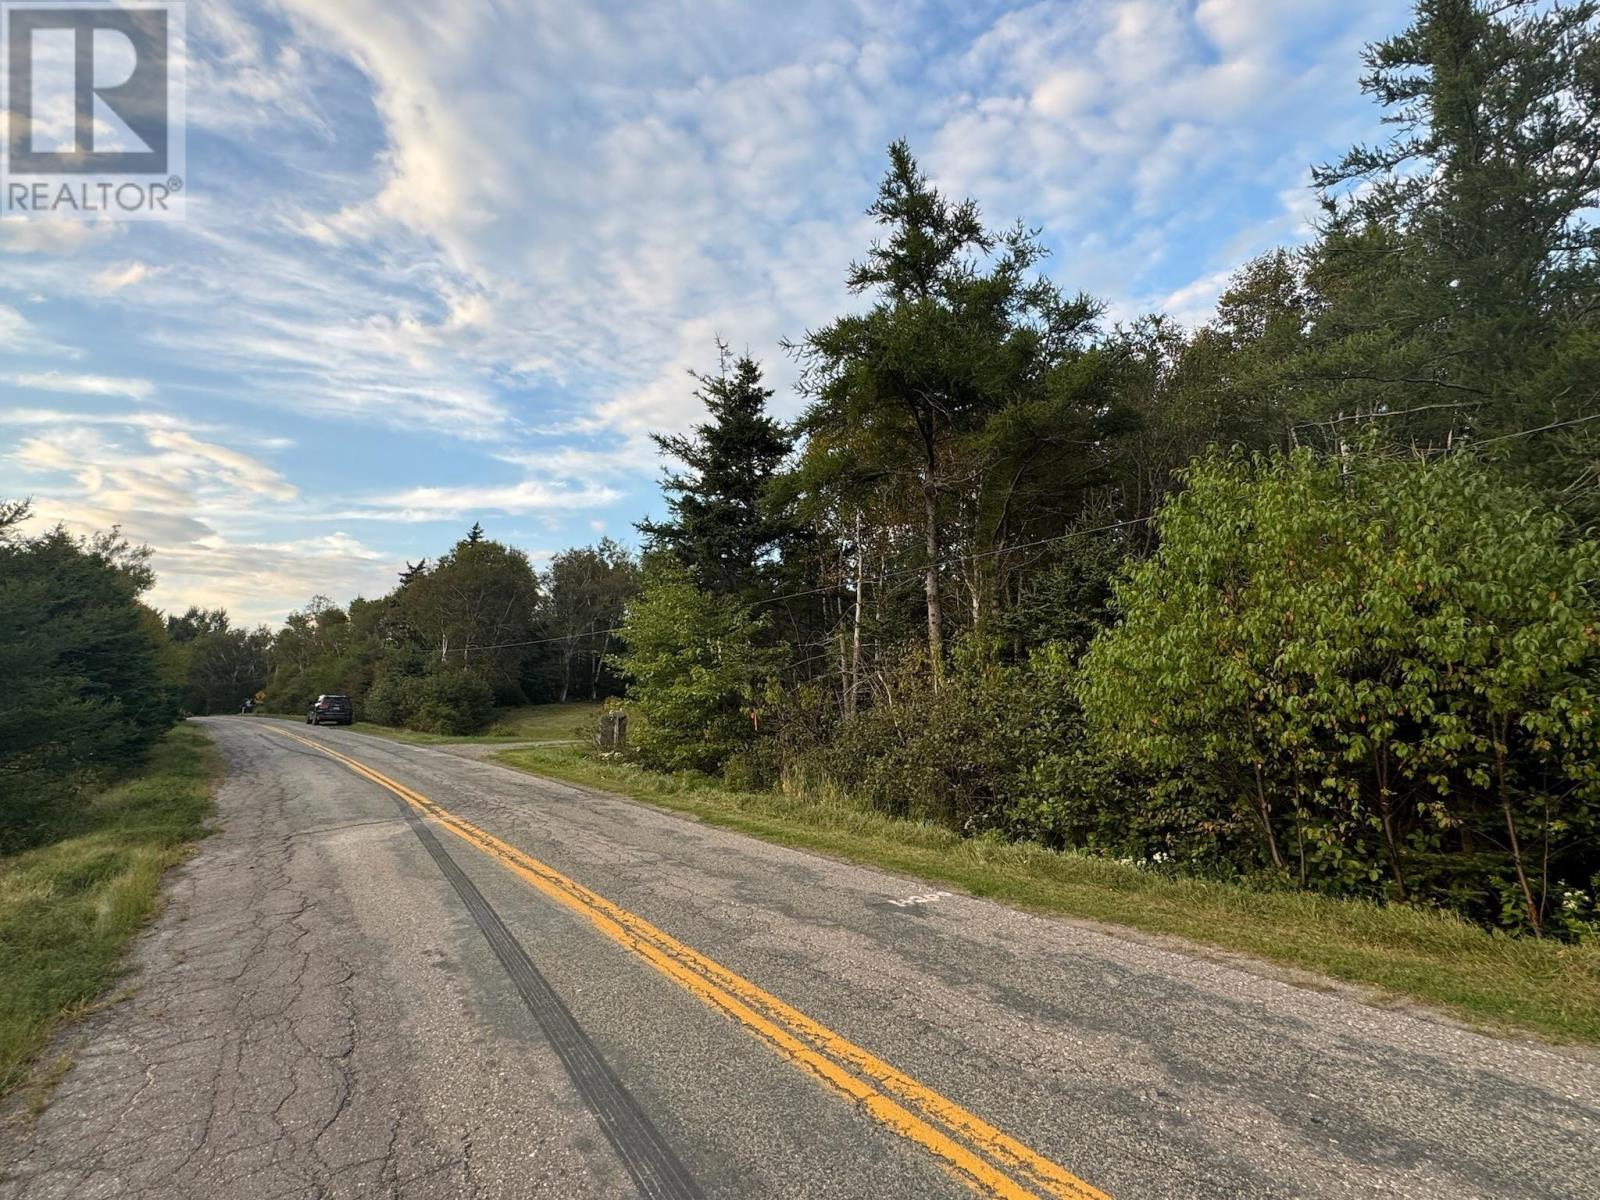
[3,717,1598,1200]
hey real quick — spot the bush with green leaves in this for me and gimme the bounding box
[813,647,1030,833]
[409,672,496,735]
[361,670,494,735]
[613,556,786,774]
[1079,448,1600,935]
[1005,645,1188,865]
[0,505,180,852]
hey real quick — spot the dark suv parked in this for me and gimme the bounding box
[306,694,353,726]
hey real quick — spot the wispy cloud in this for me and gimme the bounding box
[92,261,161,292]
[340,478,623,523]
[6,371,157,400]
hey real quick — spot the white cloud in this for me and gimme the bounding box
[92,261,160,292]
[4,417,349,625]
[341,478,622,523]
[0,218,115,255]
[145,430,300,502]
[6,371,156,400]
[1159,267,1240,330]
[0,305,32,349]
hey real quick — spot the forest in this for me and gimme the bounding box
[7,0,1597,938]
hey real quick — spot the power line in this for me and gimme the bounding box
[1290,400,1482,433]
[1466,411,1600,446]
[446,409,1600,659]
[448,514,1154,656]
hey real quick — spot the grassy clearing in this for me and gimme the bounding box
[311,701,605,746]
[0,724,218,1103]
[493,744,1600,1045]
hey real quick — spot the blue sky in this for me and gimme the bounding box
[0,0,1407,626]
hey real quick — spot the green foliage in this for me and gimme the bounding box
[361,671,495,735]
[994,524,1132,653]
[0,508,180,852]
[790,140,1105,671]
[614,557,787,773]
[538,539,638,703]
[1003,645,1181,863]
[394,530,541,697]
[1079,448,1600,934]
[1296,0,1600,496]
[816,649,1028,832]
[638,344,796,601]
[258,595,375,712]
[254,524,558,727]
[166,607,273,715]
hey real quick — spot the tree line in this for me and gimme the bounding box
[161,525,639,733]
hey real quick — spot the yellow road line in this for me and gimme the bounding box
[270,727,1110,1200]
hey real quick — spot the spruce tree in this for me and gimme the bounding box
[637,343,795,599]
[1301,0,1599,496]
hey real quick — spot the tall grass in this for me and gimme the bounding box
[0,724,217,1102]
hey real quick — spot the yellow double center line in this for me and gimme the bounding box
[272,727,1109,1200]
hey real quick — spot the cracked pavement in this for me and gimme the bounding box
[3,716,1598,1199]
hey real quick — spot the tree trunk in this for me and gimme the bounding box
[1251,761,1286,873]
[1372,746,1408,900]
[848,509,863,717]
[1494,717,1543,935]
[590,632,608,700]
[923,480,943,689]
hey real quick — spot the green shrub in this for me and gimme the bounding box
[613,557,786,774]
[1005,645,1202,865]
[817,649,1029,833]
[362,673,416,727]
[408,673,495,735]
[1,511,179,853]
[1079,447,1600,935]
[361,671,494,735]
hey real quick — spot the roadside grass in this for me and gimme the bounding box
[325,701,604,746]
[0,724,218,1104]
[493,744,1600,1045]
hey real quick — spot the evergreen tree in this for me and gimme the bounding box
[791,140,1099,683]
[637,343,795,600]
[1,508,180,849]
[1297,0,1600,496]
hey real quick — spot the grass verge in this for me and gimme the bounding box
[0,724,218,1103]
[493,744,1600,1045]
[275,701,604,746]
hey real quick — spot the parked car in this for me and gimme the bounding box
[306,694,354,726]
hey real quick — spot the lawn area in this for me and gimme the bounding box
[332,701,604,746]
[493,744,1600,1046]
[0,723,218,1105]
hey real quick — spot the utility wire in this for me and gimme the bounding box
[448,514,1153,656]
[1465,410,1600,446]
[446,409,1597,658]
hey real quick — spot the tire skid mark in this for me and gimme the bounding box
[273,727,1109,1200]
